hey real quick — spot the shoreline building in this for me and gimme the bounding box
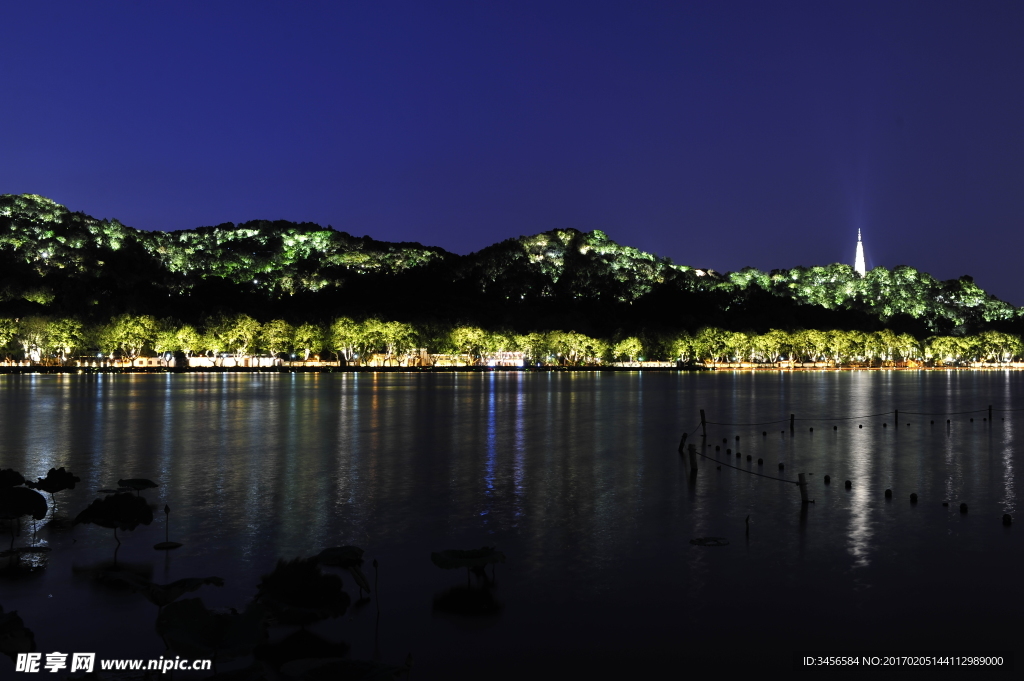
[854,229,866,276]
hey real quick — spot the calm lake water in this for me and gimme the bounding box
[1,371,1021,678]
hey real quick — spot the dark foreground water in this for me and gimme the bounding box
[1,371,1022,679]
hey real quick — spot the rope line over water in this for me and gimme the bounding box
[690,448,799,485]
[707,411,893,426]
[901,409,987,416]
[706,405,1020,426]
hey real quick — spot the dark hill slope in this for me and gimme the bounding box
[0,194,1018,336]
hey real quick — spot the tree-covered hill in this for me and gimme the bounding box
[1,193,1019,337]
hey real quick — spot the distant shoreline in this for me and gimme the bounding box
[1,365,1021,375]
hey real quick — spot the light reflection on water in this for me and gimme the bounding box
[0,371,1022,676]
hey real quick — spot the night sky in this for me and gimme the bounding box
[2,2,1022,302]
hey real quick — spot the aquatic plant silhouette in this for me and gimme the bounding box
[315,545,371,597]
[0,487,48,552]
[117,478,158,496]
[255,558,350,626]
[71,559,153,591]
[25,467,80,516]
[0,605,36,663]
[108,572,224,609]
[0,470,25,488]
[431,547,506,584]
[153,505,183,550]
[155,598,267,669]
[73,492,154,548]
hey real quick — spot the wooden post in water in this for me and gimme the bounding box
[790,414,795,433]
[688,444,698,472]
[678,433,687,452]
[700,409,706,437]
[798,473,809,504]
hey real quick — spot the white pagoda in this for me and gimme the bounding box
[854,229,866,276]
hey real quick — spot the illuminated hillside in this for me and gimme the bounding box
[0,194,1018,336]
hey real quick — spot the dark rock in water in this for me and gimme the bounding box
[778,463,784,470]
[1003,514,1012,526]
[762,431,767,436]
[910,493,918,503]
[809,428,813,432]
[833,426,837,430]
[757,458,763,466]
[746,455,752,461]
[960,503,968,514]
[736,451,741,458]
[824,475,831,484]
[884,489,892,498]
[844,480,852,489]
[942,502,949,507]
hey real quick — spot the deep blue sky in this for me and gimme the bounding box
[2,2,1022,302]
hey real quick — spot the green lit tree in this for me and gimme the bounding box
[691,327,729,363]
[16,317,51,362]
[0,319,18,359]
[515,332,551,365]
[378,321,416,365]
[222,315,261,356]
[977,331,1022,363]
[48,318,84,363]
[450,326,489,364]
[293,322,325,360]
[671,333,694,363]
[261,320,295,359]
[106,314,158,360]
[612,337,643,362]
[327,317,359,364]
[175,325,203,357]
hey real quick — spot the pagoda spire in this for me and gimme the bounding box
[854,229,866,276]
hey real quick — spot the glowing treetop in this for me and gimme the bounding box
[854,229,866,276]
